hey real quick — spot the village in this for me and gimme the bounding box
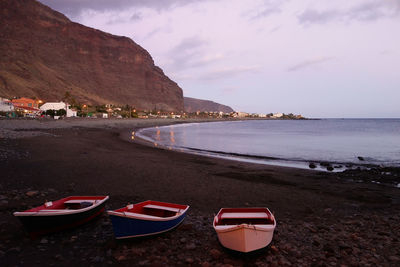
[0,96,304,120]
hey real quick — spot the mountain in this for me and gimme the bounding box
[0,0,183,111]
[184,97,234,113]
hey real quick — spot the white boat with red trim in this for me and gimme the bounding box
[107,200,189,239]
[213,207,276,253]
[13,196,109,238]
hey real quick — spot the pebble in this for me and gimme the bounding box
[209,248,221,260]
[185,257,194,264]
[180,223,193,231]
[138,260,149,266]
[270,245,279,253]
[116,255,126,261]
[131,248,145,256]
[185,243,196,250]
[91,256,103,263]
[102,220,111,226]
[338,241,350,249]
[48,188,57,193]
[25,190,39,197]
[8,247,21,253]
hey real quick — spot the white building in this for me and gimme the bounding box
[40,101,77,117]
[0,97,14,112]
[271,113,283,118]
[237,112,248,118]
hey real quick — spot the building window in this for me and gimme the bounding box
[28,103,32,107]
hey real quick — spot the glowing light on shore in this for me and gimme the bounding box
[156,129,161,141]
[170,130,175,144]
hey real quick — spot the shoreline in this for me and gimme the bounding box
[2,117,400,186]
[1,118,400,266]
[133,121,400,186]
[2,117,400,187]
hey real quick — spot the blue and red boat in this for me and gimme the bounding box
[107,200,189,239]
[13,195,109,238]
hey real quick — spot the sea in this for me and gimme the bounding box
[136,119,400,171]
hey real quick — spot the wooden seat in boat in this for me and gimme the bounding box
[143,204,181,213]
[221,212,269,219]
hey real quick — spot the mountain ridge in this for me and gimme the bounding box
[184,97,234,113]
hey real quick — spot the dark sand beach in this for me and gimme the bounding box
[0,118,399,266]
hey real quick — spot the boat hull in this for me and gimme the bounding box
[14,196,108,238]
[216,225,274,253]
[108,212,187,239]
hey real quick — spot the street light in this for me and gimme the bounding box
[82,104,88,117]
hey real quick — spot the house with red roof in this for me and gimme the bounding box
[11,98,41,116]
[11,97,40,108]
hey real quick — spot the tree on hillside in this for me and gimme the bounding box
[63,91,71,102]
[63,91,78,108]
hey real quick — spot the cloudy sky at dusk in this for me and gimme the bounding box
[38,0,400,118]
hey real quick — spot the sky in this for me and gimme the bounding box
[38,0,400,118]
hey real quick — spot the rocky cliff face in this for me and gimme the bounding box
[184,97,234,113]
[0,0,183,111]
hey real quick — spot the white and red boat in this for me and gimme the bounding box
[213,207,276,253]
[14,196,109,238]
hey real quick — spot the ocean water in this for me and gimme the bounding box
[136,119,400,170]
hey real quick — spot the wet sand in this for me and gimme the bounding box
[0,118,399,266]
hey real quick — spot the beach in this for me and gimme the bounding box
[0,118,399,266]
